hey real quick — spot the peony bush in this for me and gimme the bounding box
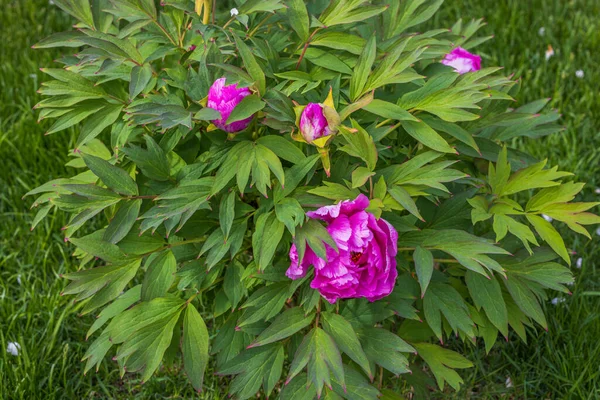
[28,0,599,397]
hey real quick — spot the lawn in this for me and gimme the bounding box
[1,0,598,398]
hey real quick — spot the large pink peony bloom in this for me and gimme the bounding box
[299,103,332,143]
[207,77,253,133]
[441,47,481,74]
[286,194,398,303]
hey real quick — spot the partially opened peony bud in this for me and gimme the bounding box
[441,47,481,74]
[207,77,253,133]
[299,103,332,143]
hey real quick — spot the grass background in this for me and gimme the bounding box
[0,0,598,398]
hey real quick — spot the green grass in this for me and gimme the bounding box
[0,0,599,398]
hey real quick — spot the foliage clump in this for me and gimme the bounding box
[28,0,598,397]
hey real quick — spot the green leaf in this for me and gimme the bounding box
[252,212,285,271]
[413,246,433,297]
[302,48,353,75]
[219,344,285,399]
[413,343,472,391]
[338,122,378,170]
[275,197,305,236]
[69,233,128,263]
[141,250,177,301]
[286,0,309,41]
[388,186,424,221]
[503,277,547,329]
[53,0,95,28]
[257,135,305,164]
[183,305,209,393]
[311,32,366,55]
[256,144,286,189]
[351,166,375,189]
[287,328,345,398]
[194,107,221,121]
[358,327,415,375]
[76,104,124,148]
[233,34,266,95]
[224,261,245,310]
[226,94,265,125]
[122,135,171,181]
[250,307,314,348]
[280,373,318,400]
[220,191,236,239]
[526,214,570,264]
[423,282,475,341]
[363,99,418,122]
[103,199,141,244]
[86,285,141,339]
[401,120,456,154]
[350,35,376,101]
[275,154,319,200]
[82,153,138,196]
[308,182,360,201]
[129,64,153,100]
[465,271,508,337]
[322,312,372,379]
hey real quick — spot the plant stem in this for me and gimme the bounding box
[295,29,320,70]
[315,298,321,328]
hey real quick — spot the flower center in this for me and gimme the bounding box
[350,251,363,263]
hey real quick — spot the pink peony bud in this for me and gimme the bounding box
[207,77,253,133]
[299,103,332,143]
[441,47,481,74]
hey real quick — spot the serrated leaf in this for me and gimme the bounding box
[351,166,375,189]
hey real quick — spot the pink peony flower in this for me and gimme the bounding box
[207,77,253,133]
[299,103,332,143]
[441,47,481,74]
[286,194,398,303]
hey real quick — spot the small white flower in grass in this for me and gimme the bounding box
[576,257,583,269]
[505,376,513,388]
[595,187,600,194]
[542,214,553,222]
[17,274,21,285]
[545,45,555,61]
[538,27,545,36]
[596,226,600,236]
[230,8,239,17]
[551,297,565,305]
[575,70,584,78]
[7,342,21,356]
